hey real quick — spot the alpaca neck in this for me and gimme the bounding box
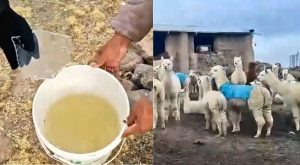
[215,74,230,89]
[203,86,212,95]
[197,83,203,101]
[264,73,288,96]
[273,70,279,78]
[235,64,243,70]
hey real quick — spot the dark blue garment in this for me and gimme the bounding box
[219,82,253,101]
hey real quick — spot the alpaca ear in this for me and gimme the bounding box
[170,56,174,61]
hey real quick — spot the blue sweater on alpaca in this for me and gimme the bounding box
[175,72,188,86]
[219,82,253,101]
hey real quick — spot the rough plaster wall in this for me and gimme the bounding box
[188,34,196,70]
[214,35,254,72]
[165,33,189,73]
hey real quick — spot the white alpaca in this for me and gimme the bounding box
[231,56,247,85]
[201,75,228,137]
[183,75,205,114]
[188,70,199,93]
[153,79,165,128]
[258,68,300,131]
[154,64,163,80]
[282,69,296,82]
[210,65,273,137]
[160,57,182,121]
[272,64,279,78]
[269,64,280,98]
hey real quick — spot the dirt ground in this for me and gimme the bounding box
[154,104,300,165]
[0,0,153,164]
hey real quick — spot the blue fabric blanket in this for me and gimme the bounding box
[219,82,253,101]
[175,72,188,88]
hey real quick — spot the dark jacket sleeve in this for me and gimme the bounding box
[0,0,9,15]
[111,0,153,42]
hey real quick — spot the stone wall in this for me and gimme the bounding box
[161,32,254,74]
[165,33,189,73]
[214,35,254,72]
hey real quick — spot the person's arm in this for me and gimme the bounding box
[111,0,153,42]
[91,0,153,73]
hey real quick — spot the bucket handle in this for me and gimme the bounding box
[99,137,127,165]
[40,138,127,165]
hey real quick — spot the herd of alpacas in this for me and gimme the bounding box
[153,56,300,138]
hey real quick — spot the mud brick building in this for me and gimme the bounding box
[154,25,255,73]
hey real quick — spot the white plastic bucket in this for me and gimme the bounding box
[32,65,130,164]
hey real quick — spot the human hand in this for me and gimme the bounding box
[122,96,153,137]
[90,32,131,77]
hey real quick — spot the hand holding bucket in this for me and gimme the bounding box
[33,65,130,164]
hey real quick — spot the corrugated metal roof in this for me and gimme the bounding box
[154,24,253,34]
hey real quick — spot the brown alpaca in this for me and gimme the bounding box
[246,62,258,85]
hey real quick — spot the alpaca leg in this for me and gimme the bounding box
[172,97,180,121]
[214,112,223,137]
[263,106,273,136]
[204,109,211,130]
[236,111,242,132]
[211,113,217,132]
[291,105,300,131]
[158,104,166,128]
[153,103,158,129]
[253,108,265,138]
[228,109,237,132]
[221,111,228,136]
[294,118,300,131]
[164,109,170,122]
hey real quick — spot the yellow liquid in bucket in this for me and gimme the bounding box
[44,94,120,154]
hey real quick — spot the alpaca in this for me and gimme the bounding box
[246,62,259,85]
[175,72,190,111]
[231,56,247,85]
[201,75,228,137]
[160,56,182,121]
[272,64,279,78]
[258,68,300,131]
[275,63,283,79]
[153,78,165,128]
[282,69,296,82]
[183,75,205,114]
[189,70,199,93]
[154,64,163,80]
[210,65,273,137]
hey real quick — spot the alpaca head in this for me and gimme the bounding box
[195,74,201,85]
[209,65,226,81]
[272,64,279,73]
[189,69,196,76]
[250,79,263,87]
[200,75,212,91]
[233,56,243,67]
[282,69,289,79]
[257,67,274,83]
[161,56,173,72]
